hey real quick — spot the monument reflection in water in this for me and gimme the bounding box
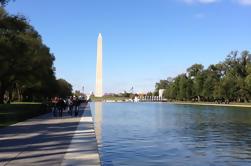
[93,102,102,146]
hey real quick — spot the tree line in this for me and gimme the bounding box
[0,7,72,104]
[155,51,251,103]
[0,0,9,7]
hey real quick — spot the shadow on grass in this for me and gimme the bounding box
[0,104,50,128]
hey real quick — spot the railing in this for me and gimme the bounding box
[138,96,164,102]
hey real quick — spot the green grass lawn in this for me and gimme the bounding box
[0,104,50,128]
[11,102,42,104]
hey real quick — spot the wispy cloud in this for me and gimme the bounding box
[237,0,251,5]
[182,0,219,4]
[194,13,206,19]
[181,0,251,6]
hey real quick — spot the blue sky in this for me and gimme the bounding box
[6,0,251,94]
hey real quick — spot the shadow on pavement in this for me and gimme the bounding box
[0,105,94,166]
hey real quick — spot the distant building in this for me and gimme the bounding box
[159,89,165,99]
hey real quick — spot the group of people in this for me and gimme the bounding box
[51,96,83,117]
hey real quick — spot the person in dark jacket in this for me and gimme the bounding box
[57,98,65,117]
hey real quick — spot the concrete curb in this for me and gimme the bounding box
[61,106,101,166]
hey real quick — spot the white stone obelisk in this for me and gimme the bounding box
[95,33,103,97]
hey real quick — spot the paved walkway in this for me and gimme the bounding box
[0,104,100,166]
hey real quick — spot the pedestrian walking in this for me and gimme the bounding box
[67,97,73,116]
[52,97,59,117]
[57,98,65,117]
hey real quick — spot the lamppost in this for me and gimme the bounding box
[82,86,84,94]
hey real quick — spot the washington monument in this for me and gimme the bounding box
[95,33,103,97]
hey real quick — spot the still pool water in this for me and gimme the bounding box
[91,102,251,166]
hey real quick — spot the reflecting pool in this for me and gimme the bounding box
[91,102,251,166]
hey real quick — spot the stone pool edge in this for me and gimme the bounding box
[167,102,251,108]
[61,105,101,166]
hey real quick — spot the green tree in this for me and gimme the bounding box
[155,79,171,95]
[202,65,221,101]
[0,8,60,103]
[157,50,251,103]
[0,0,10,6]
[164,83,177,100]
[56,79,73,98]
[187,64,204,101]
[175,74,187,100]
[187,64,204,78]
